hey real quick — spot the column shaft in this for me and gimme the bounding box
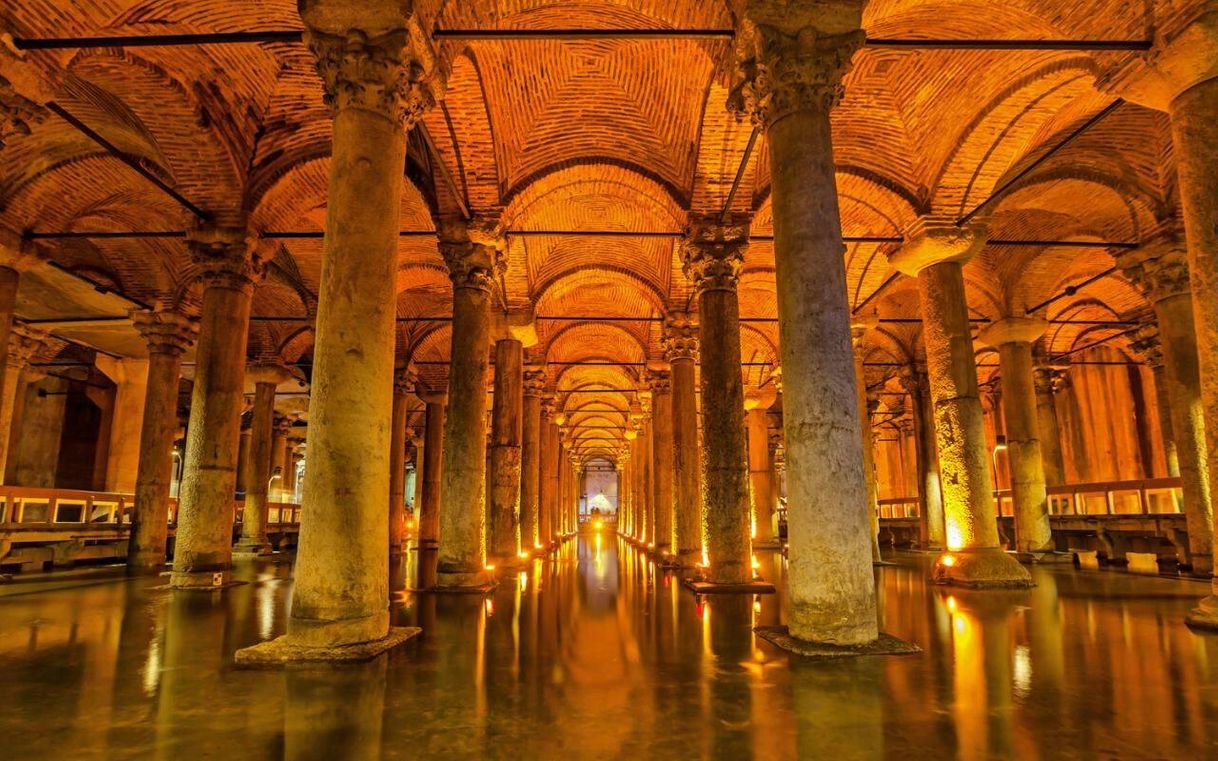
[388,387,410,555]
[1033,368,1068,486]
[908,371,946,548]
[1149,364,1181,477]
[651,380,674,553]
[539,417,558,548]
[670,354,701,564]
[746,407,777,548]
[419,400,444,547]
[520,372,543,551]
[488,339,523,561]
[0,267,20,478]
[996,341,1052,553]
[853,348,882,562]
[237,381,275,555]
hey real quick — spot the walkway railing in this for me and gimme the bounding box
[878,476,1184,520]
[0,486,301,528]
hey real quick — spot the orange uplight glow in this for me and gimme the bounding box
[485,563,496,572]
[940,554,955,567]
[593,519,603,531]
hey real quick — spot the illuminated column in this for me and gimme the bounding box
[520,367,545,552]
[616,452,629,534]
[0,328,44,484]
[682,216,752,584]
[1129,331,1181,478]
[627,415,645,543]
[388,368,415,556]
[556,435,569,538]
[638,395,655,547]
[172,226,263,589]
[665,315,702,565]
[978,318,1054,555]
[285,434,305,503]
[890,221,1030,587]
[236,10,439,662]
[901,366,945,548]
[1032,363,1068,486]
[649,368,674,555]
[745,387,779,549]
[95,357,149,493]
[1118,238,1213,573]
[851,321,883,562]
[127,310,197,573]
[0,235,38,480]
[436,218,503,588]
[270,416,291,500]
[1096,8,1218,626]
[487,338,523,562]
[236,421,252,495]
[539,398,559,549]
[236,365,294,556]
[416,391,445,548]
[731,7,883,641]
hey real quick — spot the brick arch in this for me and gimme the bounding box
[544,322,649,364]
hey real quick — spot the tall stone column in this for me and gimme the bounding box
[388,369,415,556]
[626,416,645,542]
[0,327,45,484]
[638,401,655,547]
[285,434,304,503]
[1096,7,1218,626]
[0,236,39,481]
[682,216,752,585]
[236,421,252,495]
[520,367,545,552]
[649,369,675,555]
[1118,240,1213,572]
[901,366,945,548]
[889,222,1030,587]
[1135,337,1182,477]
[745,387,779,550]
[270,415,292,500]
[236,365,292,556]
[488,339,523,563]
[616,452,629,535]
[1032,364,1068,486]
[665,315,702,565]
[539,398,558,549]
[730,7,884,642]
[417,391,445,548]
[850,322,883,563]
[127,310,196,573]
[436,219,503,588]
[172,226,262,589]
[236,11,439,662]
[95,357,149,493]
[978,318,1054,555]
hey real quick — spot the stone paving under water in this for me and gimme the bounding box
[1,532,1217,759]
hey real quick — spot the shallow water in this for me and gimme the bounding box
[1,533,1216,760]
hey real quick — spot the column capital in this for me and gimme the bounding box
[681,214,749,294]
[1096,11,1218,111]
[1114,231,1191,304]
[1127,323,1166,369]
[394,366,418,396]
[976,316,1047,348]
[303,24,441,128]
[416,388,447,406]
[850,312,878,349]
[728,5,865,129]
[0,37,54,148]
[0,228,42,272]
[744,383,777,411]
[187,224,265,293]
[662,313,700,362]
[437,215,506,292]
[1032,364,1068,395]
[245,363,299,390]
[131,309,198,358]
[646,368,671,395]
[889,218,987,276]
[273,415,295,436]
[523,366,547,397]
[6,323,46,370]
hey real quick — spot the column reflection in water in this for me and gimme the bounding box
[284,660,387,761]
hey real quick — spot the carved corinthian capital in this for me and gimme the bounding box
[662,314,699,362]
[187,225,265,293]
[1115,232,1192,304]
[437,215,507,292]
[305,26,439,127]
[729,20,864,129]
[681,214,749,294]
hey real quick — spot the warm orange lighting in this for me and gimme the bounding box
[518,551,530,560]
[485,563,496,572]
[751,554,760,571]
[534,542,543,549]
[484,597,494,617]
[940,554,955,567]
[946,595,958,612]
[593,519,603,531]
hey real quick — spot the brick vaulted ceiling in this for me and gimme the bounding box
[0,0,1193,463]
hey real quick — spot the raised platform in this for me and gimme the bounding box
[235,626,420,669]
[682,578,776,595]
[755,626,921,659]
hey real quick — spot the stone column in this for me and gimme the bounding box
[435,219,502,588]
[285,434,304,503]
[94,357,149,493]
[637,399,655,547]
[616,453,629,535]
[1032,363,1068,486]
[410,431,424,510]
[901,366,946,548]
[850,322,883,563]
[1118,240,1213,572]
[236,421,252,495]
[236,365,292,556]
[127,310,197,573]
[520,367,545,552]
[682,216,752,585]
[0,236,39,480]
[730,9,883,641]
[745,387,779,550]
[649,369,675,555]
[890,222,1030,587]
[172,226,262,589]
[0,327,45,484]
[488,339,523,563]
[388,369,415,556]
[539,399,557,549]
[664,315,702,565]
[417,391,445,548]
[978,318,1054,555]
[236,13,439,661]
[270,415,291,501]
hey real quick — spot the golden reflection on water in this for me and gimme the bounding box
[0,539,1217,759]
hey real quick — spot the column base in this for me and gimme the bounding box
[234,626,420,669]
[1015,550,1074,565]
[233,540,272,558]
[932,548,1033,588]
[168,568,241,590]
[752,539,783,551]
[1185,594,1218,631]
[683,578,776,595]
[755,626,921,658]
[487,554,530,571]
[1183,554,1214,577]
[432,568,497,593]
